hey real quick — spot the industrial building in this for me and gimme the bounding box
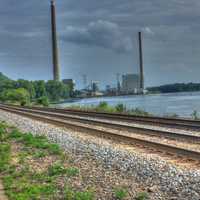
[121,74,140,94]
[62,79,74,86]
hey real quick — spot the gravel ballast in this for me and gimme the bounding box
[0,110,200,200]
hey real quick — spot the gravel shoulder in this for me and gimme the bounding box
[0,109,200,200]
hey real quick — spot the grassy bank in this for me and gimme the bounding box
[67,102,200,120]
[0,121,150,200]
[67,102,151,117]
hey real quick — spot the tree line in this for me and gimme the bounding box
[147,83,200,93]
[0,72,74,106]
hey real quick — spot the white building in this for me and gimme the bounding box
[121,74,140,94]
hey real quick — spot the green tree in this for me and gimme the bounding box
[46,80,69,101]
[15,79,36,99]
[33,81,47,98]
[3,88,30,105]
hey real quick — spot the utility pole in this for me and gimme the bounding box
[51,0,60,81]
[138,32,144,93]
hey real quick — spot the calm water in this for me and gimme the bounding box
[57,92,200,117]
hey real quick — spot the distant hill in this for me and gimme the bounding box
[0,72,10,82]
[147,83,200,93]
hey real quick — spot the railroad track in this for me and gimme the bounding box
[1,104,200,143]
[1,104,200,163]
[5,104,200,130]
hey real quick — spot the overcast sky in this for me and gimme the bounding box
[0,0,200,89]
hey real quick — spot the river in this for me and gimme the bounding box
[57,92,200,117]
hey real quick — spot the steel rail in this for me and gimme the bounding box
[1,105,200,143]
[1,105,200,161]
[5,104,200,130]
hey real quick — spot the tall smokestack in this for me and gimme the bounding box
[138,32,144,93]
[51,0,60,81]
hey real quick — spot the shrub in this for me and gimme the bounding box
[36,96,49,107]
[115,104,126,113]
[96,102,108,111]
[3,88,30,105]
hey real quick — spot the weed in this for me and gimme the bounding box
[135,192,149,200]
[68,102,151,117]
[33,151,47,158]
[48,163,79,177]
[0,122,8,141]
[48,143,62,155]
[64,188,94,200]
[65,187,75,200]
[191,110,199,120]
[9,129,23,140]
[66,167,79,177]
[3,175,14,189]
[114,188,127,199]
[48,163,67,176]
[115,104,127,113]
[22,133,49,149]
[75,190,94,200]
[0,143,11,172]
[18,152,29,164]
[32,172,53,183]
[61,153,69,162]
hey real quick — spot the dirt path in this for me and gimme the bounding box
[0,180,8,200]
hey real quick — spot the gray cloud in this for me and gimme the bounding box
[0,0,200,87]
[61,20,133,53]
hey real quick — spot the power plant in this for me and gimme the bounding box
[49,0,145,95]
[51,0,60,81]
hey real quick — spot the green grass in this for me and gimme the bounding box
[114,188,128,199]
[0,121,147,200]
[48,163,68,176]
[9,129,61,155]
[135,192,149,200]
[48,164,79,177]
[0,143,11,172]
[75,191,94,200]
[68,102,151,117]
[0,122,63,199]
[64,187,94,200]
[2,165,56,200]
[33,150,47,158]
[66,167,79,177]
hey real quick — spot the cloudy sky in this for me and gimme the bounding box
[0,0,200,89]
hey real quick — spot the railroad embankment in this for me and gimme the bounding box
[0,109,200,200]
